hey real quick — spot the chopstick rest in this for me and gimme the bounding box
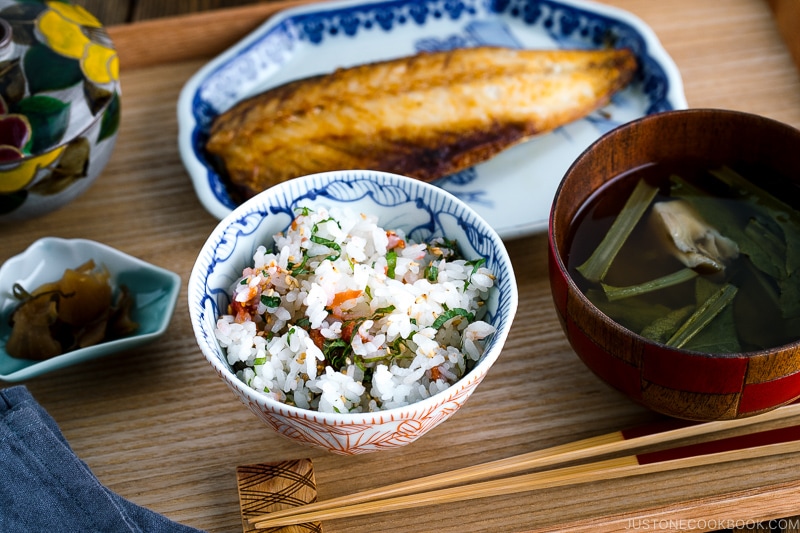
[236,459,321,533]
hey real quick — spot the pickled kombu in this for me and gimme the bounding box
[6,260,138,359]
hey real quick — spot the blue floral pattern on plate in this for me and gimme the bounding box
[178,0,687,239]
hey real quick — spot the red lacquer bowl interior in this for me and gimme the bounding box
[548,108,800,421]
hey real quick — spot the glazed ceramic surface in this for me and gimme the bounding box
[548,109,800,421]
[0,238,181,381]
[178,0,686,240]
[188,170,518,454]
[0,0,120,222]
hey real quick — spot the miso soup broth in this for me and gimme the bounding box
[566,162,800,353]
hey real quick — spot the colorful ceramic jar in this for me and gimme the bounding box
[0,0,120,222]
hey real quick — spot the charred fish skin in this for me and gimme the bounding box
[206,46,638,198]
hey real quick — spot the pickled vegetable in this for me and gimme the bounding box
[5,260,138,360]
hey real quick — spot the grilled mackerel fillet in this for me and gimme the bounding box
[206,46,637,198]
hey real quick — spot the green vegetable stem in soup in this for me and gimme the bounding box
[566,163,800,353]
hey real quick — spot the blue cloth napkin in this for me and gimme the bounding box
[0,386,206,533]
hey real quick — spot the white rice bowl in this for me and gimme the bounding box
[189,170,518,454]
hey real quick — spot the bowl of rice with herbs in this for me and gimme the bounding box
[188,170,517,454]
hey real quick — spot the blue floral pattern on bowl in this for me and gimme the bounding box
[178,0,687,239]
[188,170,519,454]
[192,170,515,339]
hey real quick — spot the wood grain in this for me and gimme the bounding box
[237,460,321,533]
[71,0,132,25]
[107,0,317,70]
[3,1,800,532]
[73,0,283,24]
[767,0,800,74]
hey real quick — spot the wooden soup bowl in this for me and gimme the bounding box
[548,108,800,420]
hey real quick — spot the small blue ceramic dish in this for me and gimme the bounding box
[0,238,181,382]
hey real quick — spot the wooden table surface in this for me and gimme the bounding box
[4,1,800,532]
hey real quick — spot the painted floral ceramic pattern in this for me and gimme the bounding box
[0,0,120,220]
[238,361,482,454]
[179,0,686,238]
[189,170,518,454]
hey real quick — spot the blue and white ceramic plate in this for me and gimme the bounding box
[178,0,686,239]
[0,238,181,382]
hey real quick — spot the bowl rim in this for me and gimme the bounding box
[548,107,800,358]
[189,169,519,424]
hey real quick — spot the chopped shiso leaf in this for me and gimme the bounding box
[665,283,738,349]
[600,268,699,301]
[464,258,487,290]
[425,264,438,282]
[432,307,474,330]
[577,178,659,283]
[261,294,280,307]
[386,249,397,279]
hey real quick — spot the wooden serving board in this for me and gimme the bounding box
[3,1,800,532]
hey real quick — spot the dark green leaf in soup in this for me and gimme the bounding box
[693,167,800,320]
[576,178,658,283]
[586,288,674,334]
[670,280,739,352]
[640,305,694,345]
[742,217,787,280]
[568,163,800,353]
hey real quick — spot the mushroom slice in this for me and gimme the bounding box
[650,199,739,273]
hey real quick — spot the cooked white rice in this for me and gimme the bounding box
[214,206,496,413]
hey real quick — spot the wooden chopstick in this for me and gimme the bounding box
[248,402,800,528]
[251,422,800,529]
